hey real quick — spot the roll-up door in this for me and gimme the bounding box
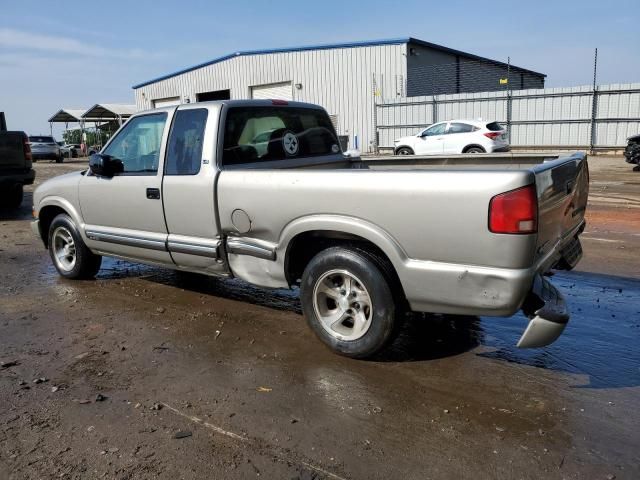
[153,97,181,108]
[250,82,293,101]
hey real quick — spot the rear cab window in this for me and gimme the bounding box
[222,106,340,166]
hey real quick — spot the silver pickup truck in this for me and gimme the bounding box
[31,100,589,358]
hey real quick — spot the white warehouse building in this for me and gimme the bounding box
[132,38,545,152]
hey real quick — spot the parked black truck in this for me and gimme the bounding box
[0,112,35,208]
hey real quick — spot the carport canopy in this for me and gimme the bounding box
[49,109,86,123]
[81,104,136,124]
[47,108,104,139]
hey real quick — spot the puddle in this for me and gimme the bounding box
[478,271,640,388]
[42,256,640,389]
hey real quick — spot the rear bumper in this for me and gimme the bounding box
[403,220,585,317]
[0,169,35,186]
[32,152,59,160]
[517,275,569,348]
[491,145,511,153]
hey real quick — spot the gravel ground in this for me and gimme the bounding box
[0,156,638,479]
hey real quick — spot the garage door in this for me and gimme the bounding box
[153,97,181,108]
[250,82,293,101]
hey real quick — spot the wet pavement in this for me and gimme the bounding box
[0,158,639,479]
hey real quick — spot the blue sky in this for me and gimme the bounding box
[1,0,638,136]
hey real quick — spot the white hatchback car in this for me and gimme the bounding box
[393,120,510,155]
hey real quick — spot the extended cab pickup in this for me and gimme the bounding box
[0,130,35,208]
[31,100,589,358]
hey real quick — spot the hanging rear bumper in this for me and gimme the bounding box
[517,275,569,348]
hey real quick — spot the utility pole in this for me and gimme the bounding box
[506,57,512,143]
[589,48,598,154]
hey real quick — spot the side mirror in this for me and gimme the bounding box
[89,153,123,177]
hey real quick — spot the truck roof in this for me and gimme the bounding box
[140,99,325,116]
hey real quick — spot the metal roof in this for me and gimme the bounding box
[132,37,545,89]
[81,104,137,119]
[48,108,94,123]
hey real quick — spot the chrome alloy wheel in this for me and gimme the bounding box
[312,269,373,341]
[52,226,76,272]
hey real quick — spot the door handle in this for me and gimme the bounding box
[146,188,160,200]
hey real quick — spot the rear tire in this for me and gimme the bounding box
[48,213,102,279]
[300,246,401,358]
[464,146,485,154]
[3,185,23,208]
[396,147,414,156]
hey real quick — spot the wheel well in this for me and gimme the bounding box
[462,144,486,153]
[38,206,67,248]
[394,146,413,155]
[285,230,407,306]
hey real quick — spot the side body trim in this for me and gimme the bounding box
[226,237,276,261]
[167,239,220,258]
[85,229,167,251]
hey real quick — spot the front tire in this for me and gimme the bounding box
[300,247,400,358]
[56,155,63,163]
[396,147,414,156]
[48,214,102,279]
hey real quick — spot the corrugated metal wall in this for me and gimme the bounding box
[134,44,407,152]
[377,83,640,149]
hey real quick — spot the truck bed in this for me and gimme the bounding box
[218,151,588,316]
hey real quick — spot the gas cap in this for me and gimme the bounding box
[231,209,252,233]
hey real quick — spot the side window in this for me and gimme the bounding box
[103,113,167,175]
[165,109,208,175]
[423,123,446,136]
[448,122,475,134]
[222,106,339,166]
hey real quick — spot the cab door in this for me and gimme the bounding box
[162,105,228,274]
[78,111,173,264]
[414,122,447,155]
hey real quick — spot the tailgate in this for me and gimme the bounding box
[0,132,27,169]
[533,153,589,264]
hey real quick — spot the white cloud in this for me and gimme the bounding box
[0,28,147,59]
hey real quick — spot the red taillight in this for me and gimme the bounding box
[271,99,288,105]
[489,185,537,234]
[22,134,32,162]
[484,132,502,140]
